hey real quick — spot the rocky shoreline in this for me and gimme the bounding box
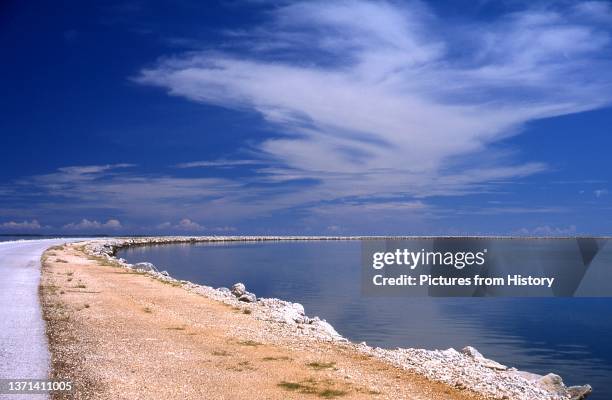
[81,236,591,400]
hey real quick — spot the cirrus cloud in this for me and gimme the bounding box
[136,0,612,210]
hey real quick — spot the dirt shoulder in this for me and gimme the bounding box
[39,243,484,400]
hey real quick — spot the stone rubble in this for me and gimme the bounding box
[133,262,157,272]
[238,292,257,303]
[461,346,509,371]
[80,236,592,400]
[231,282,246,297]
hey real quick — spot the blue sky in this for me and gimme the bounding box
[1,0,612,235]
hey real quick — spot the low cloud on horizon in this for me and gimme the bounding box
[63,218,123,231]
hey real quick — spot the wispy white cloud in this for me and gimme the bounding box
[63,218,122,230]
[451,206,568,216]
[135,0,612,215]
[1,163,278,229]
[573,1,612,22]
[0,219,44,230]
[3,2,612,233]
[156,221,172,229]
[157,219,236,232]
[5,163,246,218]
[515,224,577,236]
[28,163,135,185]
[175,159,262,168]
[175,218,203,231]
[594,189,608,198]
[312,200,428,215]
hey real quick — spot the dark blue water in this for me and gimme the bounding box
[0,236,44,242]
[119,240,612,399]
[0,235,92,242]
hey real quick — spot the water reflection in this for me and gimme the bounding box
[119,240,612,399]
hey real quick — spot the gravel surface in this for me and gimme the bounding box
[39,237,592,400]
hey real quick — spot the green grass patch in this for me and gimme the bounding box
[47,245,65,252]
[111,271,147,275]
[277,380,346,398]
[238,340,261,347]
[227,360,255,372]
[319,389,347,398]
[278,381,309,391]
[262,356,291,361]
[157,279,182,287]
[307,361,336,370]
[166,326,186,331]
[40,284,59,295]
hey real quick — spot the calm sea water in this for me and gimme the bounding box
[0,235,94,242]
[0,236,43,242]
[119,240,612,399]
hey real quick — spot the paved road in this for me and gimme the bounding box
[0,239,76,399]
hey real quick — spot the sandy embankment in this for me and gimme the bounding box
[39,238,591,400]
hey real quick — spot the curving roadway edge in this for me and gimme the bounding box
[0,239,78,400]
